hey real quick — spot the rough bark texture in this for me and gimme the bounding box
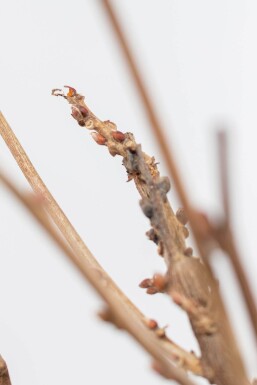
[53,87,250,385]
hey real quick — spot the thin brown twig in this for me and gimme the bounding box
[217,130,230,223]
[0,172,199,385]
[216,130,257,341]
[101,1,191,211]
[96,2,252,382]
[101,0,215,264]
[0,113,201,384]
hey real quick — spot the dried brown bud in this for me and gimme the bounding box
[91,132,107,145]
[78,105,89,118]
[146,287,159,295]
[184,247,193,257]
[152,274,166,292]
[156,176,171,194]
[146,229,159,244]
[140,199,153,219]
[78,120,85,127]
[176,207,188,225]
[147,319,158,330]
[111,130,126,142]
[182,226,189,238]
[139,278,152,288]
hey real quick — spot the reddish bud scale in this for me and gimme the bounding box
[139,278,152,288]
[71,106,81,120]
[147,319,158,330]
[78,105,89,118]
[111,130,126,142]
[147,287,158,295]
[152,274,166,291]
[91,132,107,145]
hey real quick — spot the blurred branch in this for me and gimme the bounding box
[0,113,201,384]
[0,356,11,385]
[214,130,257,340]
[101,0,209,259]
[217,130,230,222]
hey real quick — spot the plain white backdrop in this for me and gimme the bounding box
[0,1,257,384]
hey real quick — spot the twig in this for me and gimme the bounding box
[217,130,230,222]
[0,172,199,385]
[0,114,202,383]
[215,130,257,340]
[101,0,209,258]
[0,356,11,385]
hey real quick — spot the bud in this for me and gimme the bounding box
[78,105,89,118]
[156,176,171,194]
[111,130,126,142]
[78,120,85,127]
[146,287,159,295]
[152,274,166,291]
[140,199,153,219]
[71,106,81,120]
[146,229,159,244]
[139,278,152,288]
[184,247,193,257]
[91,132,107,145]
[176,208,188,225]
[147,319,158,330]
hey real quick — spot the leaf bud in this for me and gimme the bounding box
[91,132,107,145]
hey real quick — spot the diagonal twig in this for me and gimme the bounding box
[215,130,257,340]
[0,113,201,384]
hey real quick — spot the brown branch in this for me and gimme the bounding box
[215,130,257,340]
[54,87,251,385]
[217,130,230,222]
[0,114,202,384]
[0,356,11,385]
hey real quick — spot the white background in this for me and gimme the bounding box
[0,1,257,384]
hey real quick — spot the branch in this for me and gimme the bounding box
[53,86,251,385]
[0,114,201,384]
[101,0,212,261]
[215,130,257,340]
